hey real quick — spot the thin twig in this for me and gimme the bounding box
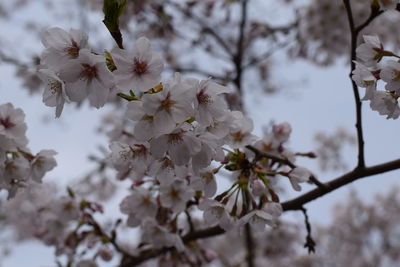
[169,65,230,82]
[300,207,315,253]
[170,2,233,57]
[246,145,326,189]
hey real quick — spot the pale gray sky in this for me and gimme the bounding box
[1,1,400,266]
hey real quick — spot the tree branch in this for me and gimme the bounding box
[170,2,233,57]
[343,0,366,168]
[120,157,400,266]
[300,207,315,253]
[232,0,248,98]
[282,158,400,211]
[246,145,325,189]
[244,224,255,267]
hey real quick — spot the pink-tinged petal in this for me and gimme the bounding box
[150,135,169,158]
[87,78,109,108]
[41,27,71,48]
[154,111,176,135]
[169,142,190,166]
[126,101,145,121]
[65,79,88,102]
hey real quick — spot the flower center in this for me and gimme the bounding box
[168,133,183,145]
[81,64,98,82]
[233,131,244,142]
[49,81,62,95]
[66,40,80,58]
[160,93,175,112]
[130,144,148,158]
[197,89,211,105]
[161,157,173,169]
[170,188,181,199]
[0,117,14,129]
[133,58,148,76]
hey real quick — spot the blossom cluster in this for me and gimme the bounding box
[352,35,400,119]
[37,27,314,255]
[2,184,111,266]
[0,103,57,198]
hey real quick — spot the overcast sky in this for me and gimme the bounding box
[1,1,400,266]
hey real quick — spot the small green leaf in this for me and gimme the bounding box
[104,50,117,71]
[117,91,140,101]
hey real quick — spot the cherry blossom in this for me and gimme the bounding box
[193,79,230,126]
[37,69,69,118]
[159,179,194,213]
[380,60,400,94]
[60,49,114,108]
[378,0,399,10]
[112,37,163,92]
[141,74,195,135]
[120,187,157,227]
[352,61,377,101]
[0,103,28,150]
[287,167,312,191]
[30,149,57,183]
[356,35,384,66]
[41,27,89,69]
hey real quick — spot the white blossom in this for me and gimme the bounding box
[225,112,258,149]
[199,198,235,231]
[355,35,384,66]
[60,49,114,108]
[159,179,194,213]
[41,27,89,68]
[141,219,184,251]
[112,37,163,92]
[378,0,399,10]
[37,69,69,118]
[30,149,57,183]
[190,168,217,198]
[141,74,195,135]
[193,79,230,126]
[380,60,400,94]
[370,90,400,119]
[150,124,201,166]
[288,167,312,191]
[352,61,377,101]
[0,103,28,150]
[120,187,157,227]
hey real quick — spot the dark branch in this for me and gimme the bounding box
[301,207,315,253]
[232,0,249,98]
[246,145,325,189]
[120,156,400,266]
[169,65,230,82]
[171,3,233,57]
[119,226,224,267]
[244,224,255,267]
[343,0,365,168]
[282,158,400,211]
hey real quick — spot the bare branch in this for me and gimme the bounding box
[343,0,366,168]
[300,207,315,253]
[119,153,400,266]
[282,158,400,211]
